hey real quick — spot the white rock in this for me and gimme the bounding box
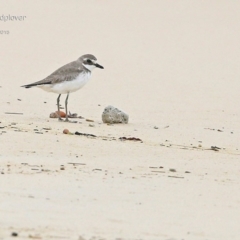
[102,105,129,124]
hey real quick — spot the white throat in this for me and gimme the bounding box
[82,63,96,71]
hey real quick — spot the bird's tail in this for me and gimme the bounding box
[21,81,51,88]
[21,84,34,88]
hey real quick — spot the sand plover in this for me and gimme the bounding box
[22,54,104,121]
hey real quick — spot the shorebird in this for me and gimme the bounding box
[22,54,104,121]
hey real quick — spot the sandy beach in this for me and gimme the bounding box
[0,1,240,239]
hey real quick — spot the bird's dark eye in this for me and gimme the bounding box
[87,59,92,63]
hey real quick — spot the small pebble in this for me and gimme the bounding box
[49,112,58,118]
[56,111,66,117]
[11,232,18,237]
[169,168,176,172]
[63,129,69,134]
[50,111,66,118]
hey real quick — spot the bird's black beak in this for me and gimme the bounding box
[95,63,104,69]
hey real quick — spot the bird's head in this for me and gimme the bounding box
[79,54,104,71]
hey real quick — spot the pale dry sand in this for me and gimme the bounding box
[0,1,240,239]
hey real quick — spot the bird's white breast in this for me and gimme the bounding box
[38,72,91,94]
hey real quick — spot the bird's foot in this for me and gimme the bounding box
[58,118,64,121]
[64,118,78,123]
[68,112,78,118]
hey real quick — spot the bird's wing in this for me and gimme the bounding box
[21,61,83,88]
